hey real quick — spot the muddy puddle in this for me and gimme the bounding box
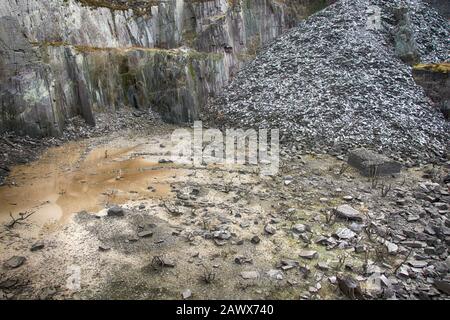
[0,140,177,229]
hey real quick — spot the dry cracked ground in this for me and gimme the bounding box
[0,125,449,300]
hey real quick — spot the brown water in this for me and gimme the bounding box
[0,141,175,228]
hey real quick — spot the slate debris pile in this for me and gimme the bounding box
[206,0,450,163]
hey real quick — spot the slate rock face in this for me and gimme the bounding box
[0,17,62,137]
[206,0,450,163]
[0,0,329,137]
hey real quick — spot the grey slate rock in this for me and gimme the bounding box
[4,256,26,269]
[107,206,125,217]
[335,205,364,222]
[348,148,401,177]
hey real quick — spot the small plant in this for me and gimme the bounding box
[7,211,35,228]
[362,250,370,274]
[380,182,392,197]
[393,248,413,273]
[336,254,347,271]
[202,218,211,231]
[363,223,377,242]
[369,165,380,189]
[324,209,336,225]
[200,264,216,284]
[338,163,349,175]
[374,245,389,263]
[151,255,165,270]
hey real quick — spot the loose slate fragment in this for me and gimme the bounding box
[4,256,26,269]
[335,205,363,222]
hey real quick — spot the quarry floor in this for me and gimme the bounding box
[0,126,448,300]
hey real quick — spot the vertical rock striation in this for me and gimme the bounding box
[0,0,333,136]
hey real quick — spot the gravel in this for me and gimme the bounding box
[205,0,450,163]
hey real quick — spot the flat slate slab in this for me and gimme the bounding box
[348,148,401,176]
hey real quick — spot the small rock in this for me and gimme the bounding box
[137,230,154,238]
[292,224,309,234]
[30,241,45,252]
[316,262,330,271]
[266,269,284,280]
[335,227,356,239]
[4,256,26,269]
[434,202,448,210]
[158,159,173,164]
[99,245,111,252]
[182,289,192,300]
[337,275,364,300]
[408,260,428,268]
[334,205,363,222]
[234,256,253,265]
[251,236,261,244]
[264,224,276,235]
[385,241,399,254]
[401,241,426,248]
[299,250,318,260]
[107,206,124,217]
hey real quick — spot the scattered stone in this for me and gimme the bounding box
[266,269,284,280]
[316,262,330,271]
[182,289,192,300]
[299,250,318,260]
[30,241,45,252]
[329,276,337,284]
[407,215,420,222]
[292,224,309,234]
[348,149,402,177]
[349,222,364,233]
[335,227,356,240]
[343,195,353,202]
[337,276,364,300]
[4,256,26,269]
[158,159,173,164]
[434,202,448,210]
[128,236,139,242]
[401,241,426,248]
[107,206,124,217]
[213,230,231,240]
[137,230,154,238]
[99,245,111,252]
[251,236,261,244]
[334,205,363,222]
[234,256,253,265]
[408,260,428,268]
[0,279,17,290]
[264,224,277,235]
[384,241,399,255]
[214,239,228,246]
